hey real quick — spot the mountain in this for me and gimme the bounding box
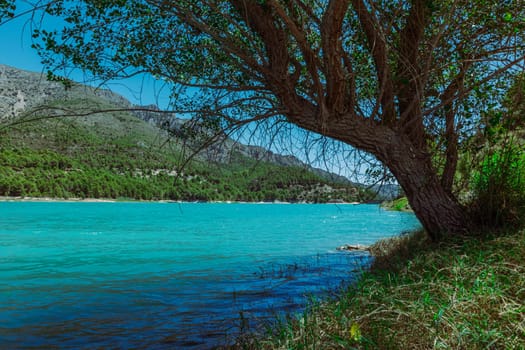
[0,64,373,202]
[119,100,353,184]
[0,64,131,120]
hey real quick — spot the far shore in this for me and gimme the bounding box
[0,196,362,205]
[0,196,118,203]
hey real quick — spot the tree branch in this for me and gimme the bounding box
[351,0,396,124]
[266,0,324,104]
[424,54,525,117]
[396,0,428,145]
[321,0,352,117]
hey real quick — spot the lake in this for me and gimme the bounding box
[0,202,420,349]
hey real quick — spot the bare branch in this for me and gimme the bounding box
[424,54,525,117]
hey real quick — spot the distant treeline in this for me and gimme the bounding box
[0,148,368,202]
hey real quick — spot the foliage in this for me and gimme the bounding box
[470,139,525,229]
[0,113,368,202]
[234,229,525,349]
[0,1,15,22]
[505,73,525,128]
[462,73,525,230]
[380,196,411,212]
[0,146,366,202]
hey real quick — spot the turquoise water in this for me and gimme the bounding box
[0,202,420,348]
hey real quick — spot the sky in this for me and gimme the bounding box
[0,9,44,73]
[0,6,171,108]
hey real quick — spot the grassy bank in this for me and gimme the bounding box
[237,229,524,349]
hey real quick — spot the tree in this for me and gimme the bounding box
[5,0,525,239]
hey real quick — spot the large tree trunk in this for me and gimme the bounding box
[287,103,472,241]
[377,141,471,241]
[327,117,470,240]
[389,162,469,241]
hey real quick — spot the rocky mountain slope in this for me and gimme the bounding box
[0,64,372,202]
[0,64,130,120]
[0,64,350,182]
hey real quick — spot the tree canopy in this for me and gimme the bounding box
[4,0,525,239]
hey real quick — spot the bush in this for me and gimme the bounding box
[470,141,525,229]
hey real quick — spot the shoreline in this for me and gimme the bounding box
[0,196,362,205]
[0,196,119,203]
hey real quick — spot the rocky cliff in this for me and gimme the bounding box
[0,64,132,120]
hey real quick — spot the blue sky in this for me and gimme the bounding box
[0,7,171,108]
[0,9,43,73]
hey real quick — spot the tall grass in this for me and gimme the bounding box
[239,229,525,349]
[470,140,525,229]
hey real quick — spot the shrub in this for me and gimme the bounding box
[470,140,525,229]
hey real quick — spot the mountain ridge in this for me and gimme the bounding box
[0,63,350,183]
[0,63,374,202]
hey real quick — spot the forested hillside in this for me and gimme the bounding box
[0,64,369,202]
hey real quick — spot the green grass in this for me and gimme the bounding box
[237,229,525,349]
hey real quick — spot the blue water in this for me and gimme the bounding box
[0,202,420,349]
